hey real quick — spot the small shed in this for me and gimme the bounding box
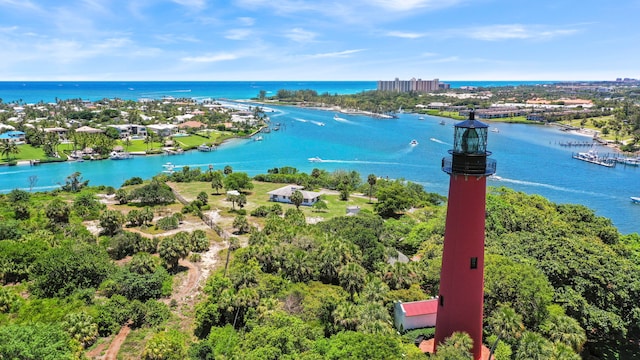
[346,206,360,216]
[394,299,438,332]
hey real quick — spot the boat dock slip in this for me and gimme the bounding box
[572,150,616,167]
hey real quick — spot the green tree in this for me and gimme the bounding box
[61,311,99,348]
[434,332,473,360]
[31,243,114,297]
[197,191,208,205]
[128,252,159,275]
[291,190,304,209]
[99,209,125,236]
[374,181,413,216]
[61,171,88,192]
[367,173,377,202]
[211,170,224,194]
[515,331,554,360]
[142,330,187,360]
[224,172,254,192]
[233,215,250,234]
[339,262,366,301]
[0,323,79,360]
[45,198,70,224]
[223,165,233,175]
[540,313,586,353]
[158,235,190,270]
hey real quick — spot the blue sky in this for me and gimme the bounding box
[0,0,638,81]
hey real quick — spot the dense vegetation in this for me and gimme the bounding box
[0,168,639,359]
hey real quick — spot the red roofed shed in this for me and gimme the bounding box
[394,299,438,331]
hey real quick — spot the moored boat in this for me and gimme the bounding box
[198,144,212,152]
[110,151,133,160]
[572,149,616,167]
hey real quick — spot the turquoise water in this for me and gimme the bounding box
[1,104,639,234]
[0,81,637,234]
[0,81,555,104]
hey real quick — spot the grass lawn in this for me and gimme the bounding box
[558,115,634,142]
[170,180,376,224]
[0,144,61,164]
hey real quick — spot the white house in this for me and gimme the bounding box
[147,124,178,137]
[393,299,438,332]
[267,185,321,206]
[108,124,148,139]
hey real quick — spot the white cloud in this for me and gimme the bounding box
[370,0,463,11]
[305,49,365,59]
[155,34,201,43]
[386,31,425,39]
[172,0,207,10]
[0,0,41,11]
[237,17,255,26]
[459,24,579,41]
[225,29,253,40]
[181,53,239,63]
[284,28,316,43]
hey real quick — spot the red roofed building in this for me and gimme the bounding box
[393,299,438,332]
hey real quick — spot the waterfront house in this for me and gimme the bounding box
[393,299,438,332]
[267,185,321,206]
[75,125,103,134]
[44,127,69,141]
[179,121,206,130]
[0,130,26,143]
[147,124,178,137]
[108,124,148,139]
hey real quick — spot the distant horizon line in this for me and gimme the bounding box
[0,79,618,83]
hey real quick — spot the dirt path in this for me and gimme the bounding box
[85,196,229,359]
[103,324,131,360]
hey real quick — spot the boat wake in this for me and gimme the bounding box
[294,118,308,123]
[430,138,450,145]
[317,159,404,166]
[490,176,614,198]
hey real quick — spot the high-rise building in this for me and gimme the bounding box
[377,77,445,92]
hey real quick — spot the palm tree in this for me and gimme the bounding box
[540,314,586,353]
[339,262,366,301]
[515,331,554,360]
[284,249,314,282]
[487,304,525,359]
[211,170,224,194]
[367,173,376,203]
[291,190,304,209]
[434,332,474,360]
[333,301,360,331]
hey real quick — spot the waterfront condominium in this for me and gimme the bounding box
[377,77,449,93]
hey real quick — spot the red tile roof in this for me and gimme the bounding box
[401,299,438,317]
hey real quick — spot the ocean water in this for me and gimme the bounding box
[0,80,555,104]
[0,81,637,234]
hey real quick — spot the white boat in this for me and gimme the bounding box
[198,144,212,152]
[162,162,175,174]
[439,120,445,125]
[410,139,418,146]
[631,197,640,204]
[308,157,322,162]
[318,122,325,126]
[110,151,132,160]
[333,114,346,121]
[491,127,500,133]
[572,149,616,167]
[419,116,425,120]
[254,136,263,141]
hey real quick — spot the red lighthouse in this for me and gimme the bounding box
[434,111,496,359]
